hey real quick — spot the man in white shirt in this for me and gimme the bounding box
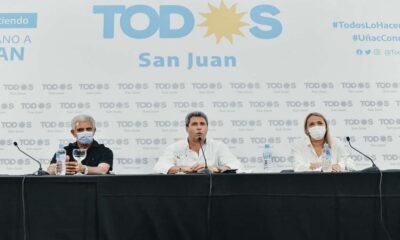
[154,111,242,174]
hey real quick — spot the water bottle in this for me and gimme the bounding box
[55,144,66,175]
[321,143,331,172]
[263,144,272,173]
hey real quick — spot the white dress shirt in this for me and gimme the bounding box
[154,139,242,174]
[291,137,355,172]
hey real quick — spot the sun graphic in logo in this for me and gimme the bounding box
[198,1,249,44]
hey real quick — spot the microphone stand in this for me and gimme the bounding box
[346,138,392,239]
[197,137,210,174]
[346,137,379,172]
[13,142,49,175]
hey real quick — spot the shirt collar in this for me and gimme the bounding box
[186,138,207,145]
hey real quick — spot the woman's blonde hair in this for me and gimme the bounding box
[304,112,332,146]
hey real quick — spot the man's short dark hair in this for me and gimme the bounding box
[185,111,208,127]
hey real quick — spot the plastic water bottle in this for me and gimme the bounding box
[263,144,272,173]
[56,144,66,175]
[321,143,331,172]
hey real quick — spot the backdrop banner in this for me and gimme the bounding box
[1,0,400,174]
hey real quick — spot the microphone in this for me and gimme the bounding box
[345,136,379,172]
[13,142,49,175]
[197,137,210,174]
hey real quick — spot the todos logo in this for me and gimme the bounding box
[93,1,282,43]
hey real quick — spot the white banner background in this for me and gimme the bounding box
[1,0,400,174]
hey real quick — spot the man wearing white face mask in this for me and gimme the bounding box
[47,114,113,175]
[291,112,355,172]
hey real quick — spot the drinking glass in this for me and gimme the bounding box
[72,149,87,175]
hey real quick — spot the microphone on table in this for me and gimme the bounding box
[345,136,379,172]
[197,137,210,174]
[13,141,49,175]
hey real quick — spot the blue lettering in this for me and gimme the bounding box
[94,4,283,40]
[138,53,180,67]
[250,5,282,39]
[93,5,125,38]
[0,48,7,60]
[139,52,151,67]
[121,5,159,39]
[159,6,194,38]
[0,47,24,61]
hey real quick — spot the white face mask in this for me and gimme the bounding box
[77,131,94,145]
[308,126,326,140]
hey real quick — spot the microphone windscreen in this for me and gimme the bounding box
[13,141,18,146]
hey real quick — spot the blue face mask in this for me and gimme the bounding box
[77,131,94,145]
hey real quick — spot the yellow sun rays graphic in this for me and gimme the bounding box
[198,1,249,44]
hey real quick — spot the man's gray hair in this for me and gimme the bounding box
[71,114,96,129]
